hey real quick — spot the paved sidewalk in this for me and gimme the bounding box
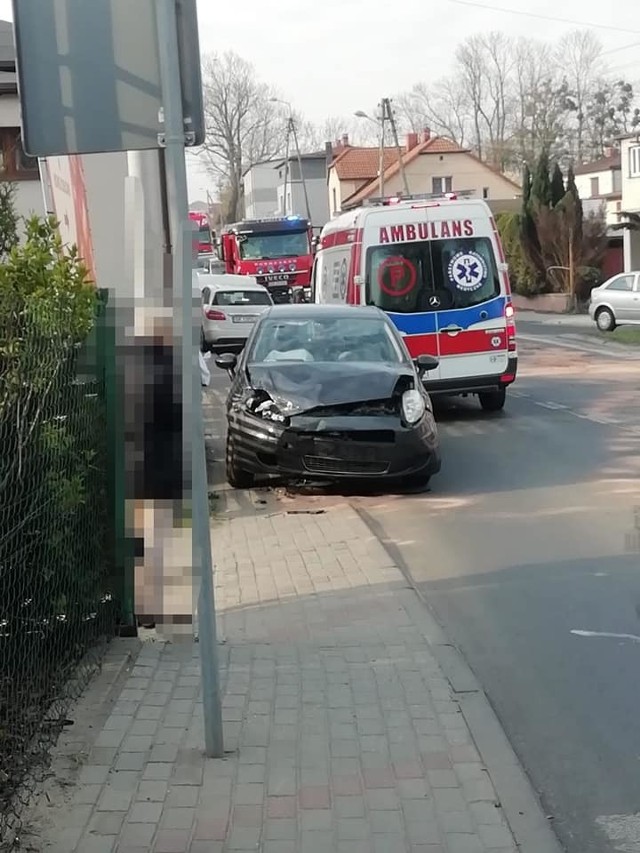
[36,505,519,853]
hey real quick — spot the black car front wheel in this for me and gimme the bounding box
[479,388,506,412]
[226,435,255,489]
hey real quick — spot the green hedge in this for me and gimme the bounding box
[0,216,116,839]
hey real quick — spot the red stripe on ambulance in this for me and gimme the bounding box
[320,228,363,249]
[402,333,439,357]
[438,329,507,357]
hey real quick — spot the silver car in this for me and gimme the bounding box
[589,271,640,331]
[200,275,273,353]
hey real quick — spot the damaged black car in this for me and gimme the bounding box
[214,304,442,489]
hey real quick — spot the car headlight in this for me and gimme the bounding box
[402,389,426,425]
[247,395,288,424]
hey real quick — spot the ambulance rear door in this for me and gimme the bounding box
[360,206,441,380]
[425,201,509,385]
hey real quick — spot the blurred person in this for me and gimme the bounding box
[125,306,192,638]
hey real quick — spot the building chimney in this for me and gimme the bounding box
[325,140,334,168]
[341,133,349,147]
[405,132,418,151]
[422,127,431,143]
[604,145,616,158]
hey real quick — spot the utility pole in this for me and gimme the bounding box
[568,226,575,312]
[378,101,385,199]
[289,117,312,224]
[155,0,223,758]
[282,126,291,214]
[382,97,410,197]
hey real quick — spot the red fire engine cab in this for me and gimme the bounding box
[218,215,313,304]
[189,211,213,254]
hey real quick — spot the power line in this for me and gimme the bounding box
[601,40,640,57]
[447,0,640,34]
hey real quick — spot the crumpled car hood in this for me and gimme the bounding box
[247,362,414,415]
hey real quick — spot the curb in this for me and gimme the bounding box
[518,331,640,360]
[355,505,564,853]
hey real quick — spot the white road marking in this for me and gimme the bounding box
[535,401,569,410]
[571,629,640,643]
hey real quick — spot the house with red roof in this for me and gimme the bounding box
[327,129,521,217]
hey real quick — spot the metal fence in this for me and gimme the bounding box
[0,290,119,847]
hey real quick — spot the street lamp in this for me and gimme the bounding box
[355,108,385,197]
[269,97,312,224]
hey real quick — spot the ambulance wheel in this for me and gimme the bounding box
[479,388,506,412]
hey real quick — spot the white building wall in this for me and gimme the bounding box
[574,169,614,199]
[243,163,279,219]
[277,177,330,233]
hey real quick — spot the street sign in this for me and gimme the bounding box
[11,0,204,157]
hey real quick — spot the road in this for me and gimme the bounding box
[205,329,640,853]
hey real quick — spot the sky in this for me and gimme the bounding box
[2,0,640,201]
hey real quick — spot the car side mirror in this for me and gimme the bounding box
[215,352,237,376]
[415,354,439,376]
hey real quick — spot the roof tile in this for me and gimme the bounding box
[332,147,399,180]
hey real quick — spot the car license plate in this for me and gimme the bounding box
[232,314,259,323]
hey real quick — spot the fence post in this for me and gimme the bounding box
[96,288,135,632]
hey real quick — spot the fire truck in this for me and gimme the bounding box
[218,215,313,303]
[189,211,214,254]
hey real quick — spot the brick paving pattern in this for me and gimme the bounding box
[39,505,517,852]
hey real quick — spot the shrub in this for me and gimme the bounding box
[495,212,547,296]
[0,215,112,832]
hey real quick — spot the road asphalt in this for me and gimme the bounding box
[207,323,640,853]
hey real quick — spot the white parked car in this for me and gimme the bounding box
[588,271,640,331]
[199,274,273,353]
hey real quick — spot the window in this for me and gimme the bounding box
[482,187,489,199]
[432,176,452,194]
[0,128,39,180]
[365,236,500,314]
[629,145,640,178]
[605,275,634,292]
[249,316,405,365]
[332,188,337,215]
[238,230,310,260]
[213,289,271,306]
[590,176,600,196]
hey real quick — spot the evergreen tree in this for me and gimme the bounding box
[522,163,532,208]
[530,149,552,208]
[0,182,19,257]
[550,163,565,207]
[565,164,583,248]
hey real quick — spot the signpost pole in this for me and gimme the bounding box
[155,0,224,758]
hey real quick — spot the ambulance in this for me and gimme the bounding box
[312,193,517,411]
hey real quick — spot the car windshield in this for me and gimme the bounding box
[248,316,406,364]
[239,230,310,260]
[366,236,500,313]
[213,290,271,306]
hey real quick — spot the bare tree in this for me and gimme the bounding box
[513,38,574,166]
[456,32,517,169]
[200,51,287,221]
[397,77,471,145]
[556,30,605,162]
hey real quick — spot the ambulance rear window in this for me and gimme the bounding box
[365,237,500,313]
